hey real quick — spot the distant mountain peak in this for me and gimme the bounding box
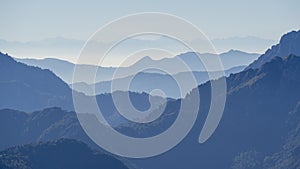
[177,51,199,57]
[228,49,242,52]
[132,55,153,65]
[142,55,153,61]
[222,49,260,56]
[226,49,246,54]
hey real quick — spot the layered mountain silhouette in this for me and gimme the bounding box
[1,55,300,168]
[0,92,168,150]
[16,50,259,84]
[123,30,300,168]
[125,50,258,74]
[1,55,299,168]
[16,50,256,98]
[1,52,167,119]
[0,138,129,169]
[113,30,300,168]
[1,30,300,169]
[127,55,300,169]
[72,66,245,98]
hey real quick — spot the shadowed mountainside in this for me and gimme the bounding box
[0,52,73,112]
[0,138,129,169]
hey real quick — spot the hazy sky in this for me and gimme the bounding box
[1,0,300,42]
[1,0,299,66]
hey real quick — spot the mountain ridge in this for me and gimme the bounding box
[72,65,246,97]
[248,30,300,69]
[16,49,259,84]
[0,52,74,112]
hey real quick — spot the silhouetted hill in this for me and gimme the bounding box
[0,52,73,111]
[16,50,256,98]
[248,30,300,69]
[0,138,129,169]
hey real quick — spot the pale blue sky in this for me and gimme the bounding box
[1,0,300,42]
[0,0,299,66]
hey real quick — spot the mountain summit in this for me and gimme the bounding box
[248,30,300,69]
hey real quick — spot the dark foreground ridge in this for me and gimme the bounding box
[0,138,129,169]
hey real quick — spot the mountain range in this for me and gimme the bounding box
[1,36,271,63]
[16,50,259,85]
[71,65,246,98]
[0,30,300,168]
[127,55,300,168]
[0,52,166,121]
[16,50,259,97]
